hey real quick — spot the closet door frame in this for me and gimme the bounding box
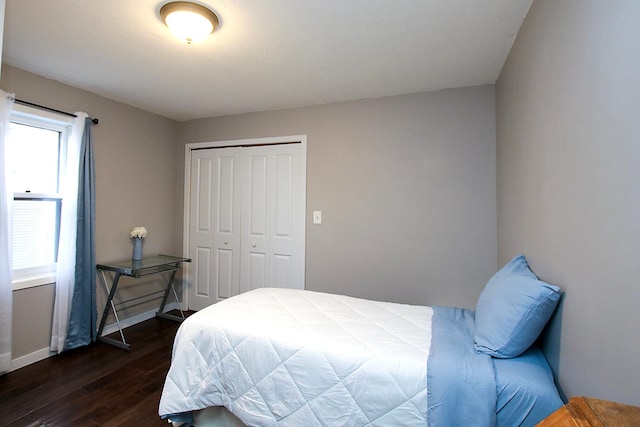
[181,135,307,309]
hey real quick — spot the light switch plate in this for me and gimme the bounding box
[313,211,322,224]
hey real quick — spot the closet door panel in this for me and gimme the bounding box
[267,147,304,289]
[248,252,267,291]
[189,149,241,309]
[216,248,234,299]
[194,247,212,299]
[241,153,269,291]
[274,254,292,288]
[189,152,217,310]
[217,156,235,233]
[249,155,267,236]
[213,154,241,301]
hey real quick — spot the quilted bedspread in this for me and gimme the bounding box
[159,288,433,426]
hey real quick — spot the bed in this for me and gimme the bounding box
[159,255,563,426]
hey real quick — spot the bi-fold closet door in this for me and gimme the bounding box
[188,142,305,311]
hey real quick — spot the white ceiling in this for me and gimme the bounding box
[3,0,532,122]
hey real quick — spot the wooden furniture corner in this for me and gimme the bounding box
[538,396,640,426]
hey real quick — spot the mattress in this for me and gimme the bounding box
[159,288,433,426]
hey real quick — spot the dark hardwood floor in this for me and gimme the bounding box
[0,312,189,426]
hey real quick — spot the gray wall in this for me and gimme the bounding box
[496,0,640,404]
[1,65,180,358]
[179,86,498,308]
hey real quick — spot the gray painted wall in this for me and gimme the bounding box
[496,0,640,404]
[178,86,498,308]
[1,65,181,358]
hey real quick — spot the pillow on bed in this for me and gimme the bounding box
[474,255,561,358]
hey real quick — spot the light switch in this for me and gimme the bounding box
[313,211,322,224]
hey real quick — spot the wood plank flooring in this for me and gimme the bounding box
[0,313,189,426]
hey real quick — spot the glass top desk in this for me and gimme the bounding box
[96,254,191,350]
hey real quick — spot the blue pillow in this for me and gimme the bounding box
[474,255,561,358]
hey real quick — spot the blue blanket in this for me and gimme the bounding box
[427,306,497,427]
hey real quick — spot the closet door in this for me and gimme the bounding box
[240,144,305,292]
[188,148,241,311]
[188,142,305,309]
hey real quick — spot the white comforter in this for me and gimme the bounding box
[159,288,433,426]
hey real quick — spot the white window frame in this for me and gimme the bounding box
[10,104,73,290]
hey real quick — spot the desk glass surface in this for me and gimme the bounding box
[96,255,191,277]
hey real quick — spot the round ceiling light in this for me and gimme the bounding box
[160,1,219,44]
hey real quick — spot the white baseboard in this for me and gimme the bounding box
[11,347,55,372]
[10,302,180,371]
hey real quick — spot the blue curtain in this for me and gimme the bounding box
[64,117,96,349]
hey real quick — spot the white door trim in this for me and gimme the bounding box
[182,135,307,309]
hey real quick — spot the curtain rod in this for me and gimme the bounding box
[191,141,302,151]
[14,98,99,125]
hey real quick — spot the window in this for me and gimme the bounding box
[7,106,72,289]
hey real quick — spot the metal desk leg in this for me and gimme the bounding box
[96,271,131,350]
[156,268,186,322]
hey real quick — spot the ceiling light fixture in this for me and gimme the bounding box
[160,1,219,44]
